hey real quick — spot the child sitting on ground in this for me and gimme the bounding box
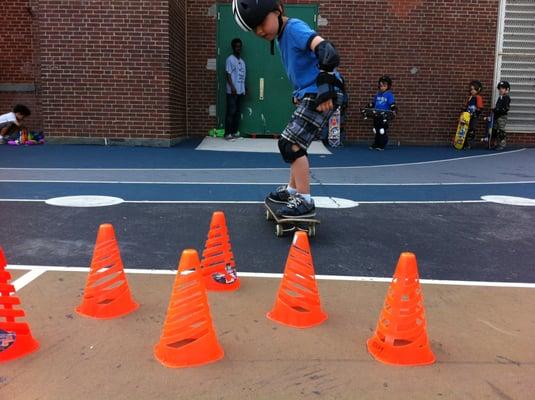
[0,104,31,144]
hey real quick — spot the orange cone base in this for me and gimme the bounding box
[76,290,139,319]
[0,334,40,363]
[366,336,436,366]
[154,331,224,368]
[267,300,328,329]
[203,275,241,292]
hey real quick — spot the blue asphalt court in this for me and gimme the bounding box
[1,139,535,284]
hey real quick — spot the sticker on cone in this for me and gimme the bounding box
[367,252,435,366]
[154,249,224,368]
[267,231,327,328]
[200,211,240,291]
[0,247,40,362]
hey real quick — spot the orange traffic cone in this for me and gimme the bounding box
[76,224,139,319]
[0,247,39,362]
[154,249,224,368]
[200,211,240,291]
[267,231,327,328]
[367,252,435,366]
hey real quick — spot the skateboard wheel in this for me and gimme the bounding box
[276,224,284,237]
[265,209,273,221]
[308,224,316,237]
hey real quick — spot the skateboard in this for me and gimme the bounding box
[482,111,494,149]
[360,108,394,122]
[264,198,320,237]
[328,107,341,147]
[453,112,471,150]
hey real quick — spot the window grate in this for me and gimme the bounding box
[496,0,535,132]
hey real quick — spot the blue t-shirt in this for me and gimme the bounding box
[373,90,395,111]
[277,19,319,99]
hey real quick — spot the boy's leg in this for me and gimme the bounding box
[231,95,243,137]
[464,115,478,148]
[495,116,508,150]
[273,95,334,217]
[290,144,310,194]
[225,94,238,139]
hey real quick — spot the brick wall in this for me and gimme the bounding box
[187,0,535,145]
[169,0,187,140]
[2,0,534,146]
[37,0,172,144]
[0,1,41,131]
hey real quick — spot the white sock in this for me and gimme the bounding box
[286,186,297,195]
[300,193,312,204]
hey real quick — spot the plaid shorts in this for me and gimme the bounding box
[281,93,344,150]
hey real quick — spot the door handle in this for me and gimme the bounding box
[259,77,264,100]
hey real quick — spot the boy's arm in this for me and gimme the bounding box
[476,95,484,112]
[225,72,237,94]
[309,36,341,112]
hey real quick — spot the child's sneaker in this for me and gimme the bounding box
[494,140,506,151]
[224,134,235,141]
[276,195,315,218]
[267,186,292,204]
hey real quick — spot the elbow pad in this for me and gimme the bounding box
[314,40,340,72]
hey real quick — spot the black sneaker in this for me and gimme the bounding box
[224,134,235,141]
[276,196,315,218]
[375,146,385,151]
[369,144,378,150]
[267,186,292,204]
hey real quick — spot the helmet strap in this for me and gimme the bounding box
[270,12,284,56]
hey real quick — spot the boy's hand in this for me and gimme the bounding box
[316,99,334,112]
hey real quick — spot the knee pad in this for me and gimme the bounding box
[372,128,376,134]
[278,138,307,164]
[379,128,385,135]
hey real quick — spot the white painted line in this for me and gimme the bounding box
[314,148,527,170]
[481,195,535,206]
[0,179,534,186]
[6,264,535,289]
[0,148,526,172]
[0,199,489,205]
[12,269,47,291]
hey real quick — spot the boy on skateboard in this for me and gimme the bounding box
[367,75,397,151]
[492,80,511,151]
[232,0,345,218]
[462,80,484,149]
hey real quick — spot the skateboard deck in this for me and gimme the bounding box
[360,108,394,121]
[328,107,341,147]
[453,112,471,150]
[264,198,320,237]
[483,112,494,149]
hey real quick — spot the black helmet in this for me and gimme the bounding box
[378,75,392,89]
[469,80,483,92]
[232,0,279,32]
[497,80,510,90]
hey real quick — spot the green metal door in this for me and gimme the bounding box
[216,4,318,136]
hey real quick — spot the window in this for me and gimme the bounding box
[495,0,535,132]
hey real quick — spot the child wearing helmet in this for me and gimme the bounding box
[232,0,346,217]
[493,81,511,151]
[367,75,397,150]
[462,80,484,149]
